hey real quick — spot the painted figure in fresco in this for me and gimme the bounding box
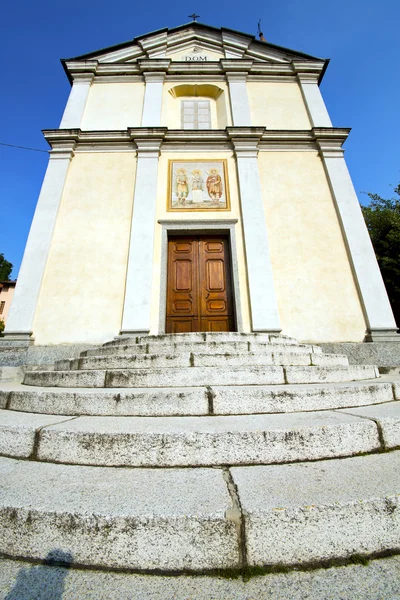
[206,168,223,203]
[191,169,204,191]
[175,168,189,205]
[191,169,204,204]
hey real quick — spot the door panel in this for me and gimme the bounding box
[166,235,234,333]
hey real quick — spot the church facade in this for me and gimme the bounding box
[5,23,398,345]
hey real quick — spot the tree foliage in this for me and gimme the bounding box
[361,184,400,326]
[0,254,13,281]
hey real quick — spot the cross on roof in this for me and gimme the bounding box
[188,13,200,22]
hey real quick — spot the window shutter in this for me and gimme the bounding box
[197,101,211,129]
[182,101,196,129]
[181,100,211,129]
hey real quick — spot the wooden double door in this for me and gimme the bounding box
[166,235,235,333]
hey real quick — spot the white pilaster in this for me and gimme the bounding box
[141,73,165,126]
[317,134,399,340]
[4,143,75,339]
[297,73,332,127]
[59,74,94,129]
[232,137,281,332]
[120,138,163,335]
[226,73,252,126]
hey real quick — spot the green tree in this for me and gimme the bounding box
[0,253,13,281]
[361,184,400,327]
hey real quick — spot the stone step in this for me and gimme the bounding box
[1,379,395,416]
[106,332,300,348]
[231,451,400,568]
[23,365,379,388]
[0,451,399,571]
[0,457,238,571]
[82,340,322,358]
[2,555,400,599]
[0,366,24,383]
[55,351,348,372]
[2,404,398,466]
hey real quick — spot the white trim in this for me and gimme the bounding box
[232,138,281,332]
[59,75,94,129]
[120,139,163,335]
[4,146,75,339]
[297,74,332,127]
[225,73,252,126]
[141,72,165,126]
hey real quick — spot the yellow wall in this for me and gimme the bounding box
[33,153,136,344]
[258,151,366,342]
[247,82,311,129]
[149,152,251,334]
[81,82,145,130]
[32,147,367,344]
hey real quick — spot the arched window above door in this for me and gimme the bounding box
[166,84,229,129]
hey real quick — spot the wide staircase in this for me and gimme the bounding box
[0,332,399,580]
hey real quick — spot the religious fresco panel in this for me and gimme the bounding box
[167,160,230,211]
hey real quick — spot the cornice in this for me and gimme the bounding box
[63,57,327,85]
[42,127,350,154]
[313,127,351,157]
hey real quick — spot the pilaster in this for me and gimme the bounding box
[59,73,95,129]
[140,61,170,126]
[315,130,399,341]
[296,71,332,128]
[228,130,281,332]
[4,142,76,340]
[120,134,166,335]
[224,68,252,126]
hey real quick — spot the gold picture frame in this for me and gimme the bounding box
[167,159,230,212]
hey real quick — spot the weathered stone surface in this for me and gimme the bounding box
[1,555,400,599]
[212,381,395,414]
[339,401,400,448]
[394,381,400,400]
[285,365,378,384]
[21,364,381,389]
[34,410,379,467]
[0,344,96,368]
[87,341,319,358]
[71,352,346,372]
[6,385,209,416]
[105,366,286,388]
[83,343,149,357]
[0,410,73,458]
[0,391,8,409]
[0,458,238,571]
[63,353,191,371]
[23,370,107,388]
[1,381,393,417]
[0,367,24,383]
[320,342,400,367]
[127,332,298,347]
[310,353,348,366]
[232,451,400,566]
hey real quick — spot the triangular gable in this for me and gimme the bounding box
[63,22,325,66]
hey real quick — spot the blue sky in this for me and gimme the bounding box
[1,0,399,278]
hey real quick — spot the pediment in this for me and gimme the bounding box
[65,23,324,66]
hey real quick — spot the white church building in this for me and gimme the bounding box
[4,22,398,346]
